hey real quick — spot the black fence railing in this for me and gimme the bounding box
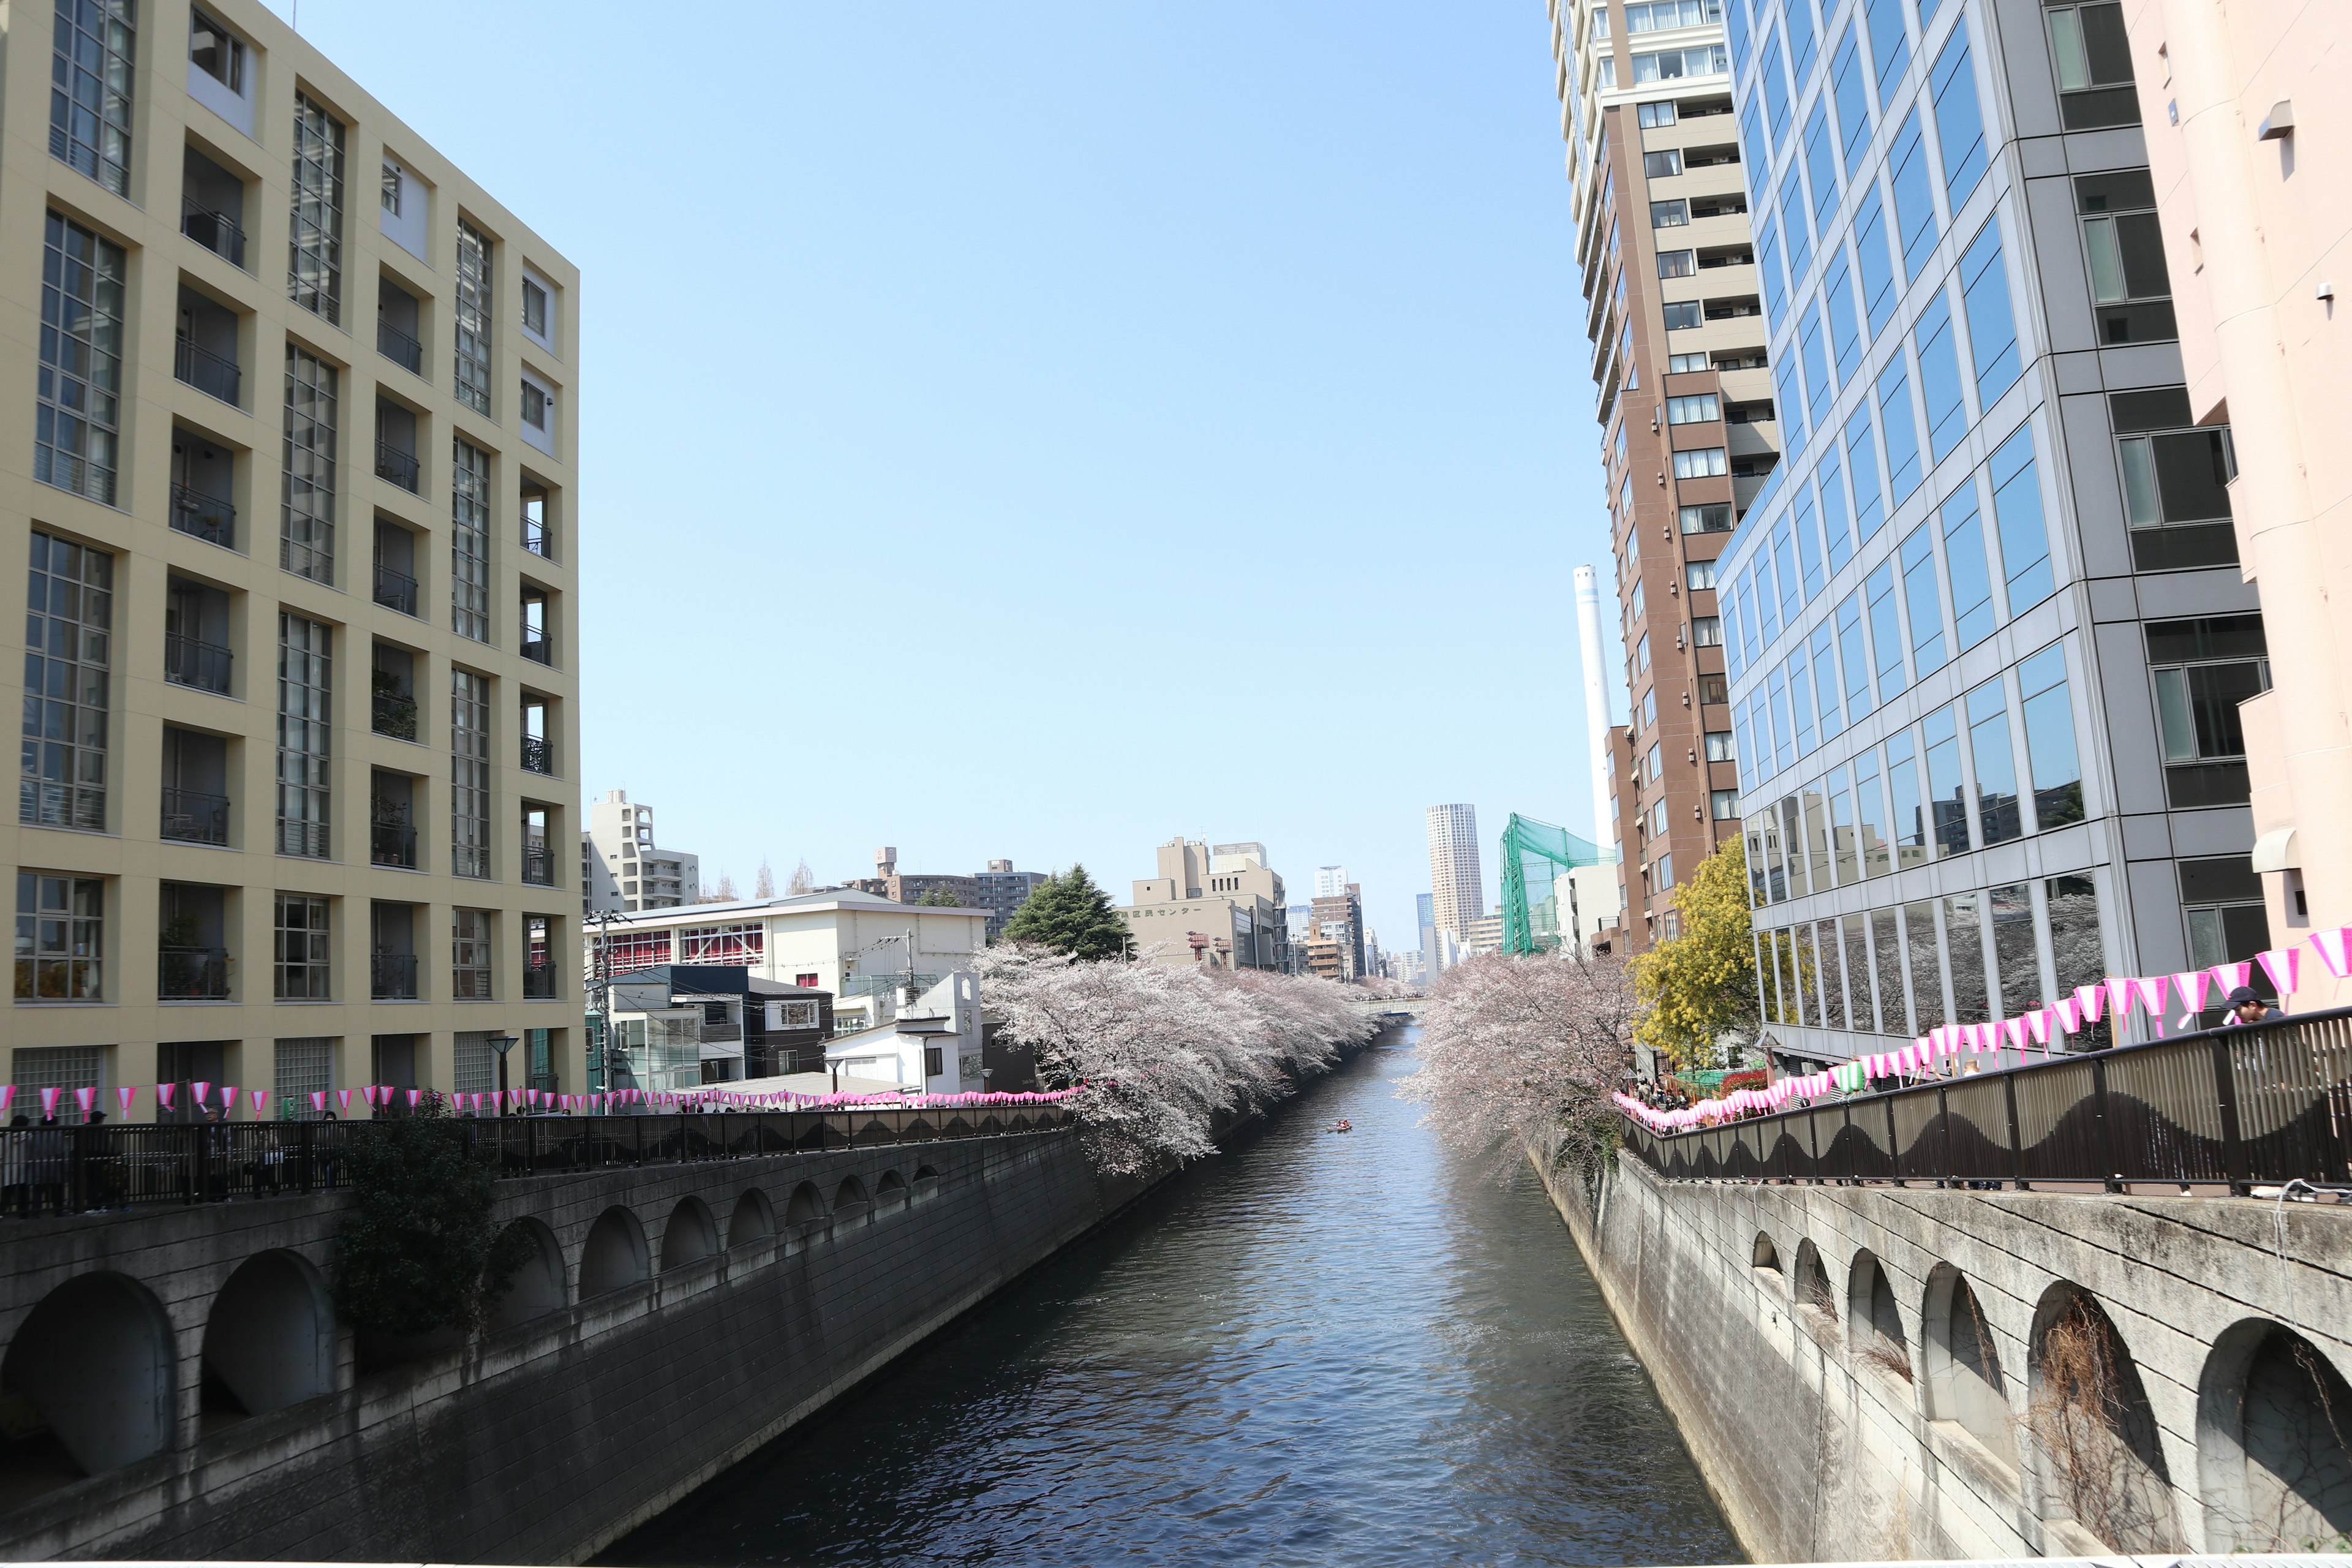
[374,562,418,616]
[175,336,241,405]
[170,484,235,548]
[375,441,420,492]
[371,952,419,1000]
[164,633,233,695]
[160,787,230,846]
[0,1109,1075,1217]
[378,321,423,375]
[181,198,246,267]
[520,734,552,775]
[1621,1006,2352,1193]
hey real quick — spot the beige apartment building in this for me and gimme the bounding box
[1548,0,1772,951]
[1119,838,1287,970]
[2119,0,2348,1009]
[7,0,582,1114]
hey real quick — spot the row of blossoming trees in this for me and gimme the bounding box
[975,865,1384,1173]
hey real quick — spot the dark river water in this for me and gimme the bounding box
[603,1030,1740,1567]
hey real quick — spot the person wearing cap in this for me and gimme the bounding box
[2225,986,2277,1026]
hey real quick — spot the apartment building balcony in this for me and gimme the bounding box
[521,963,556,1000]
[374,440,420,493]
[169,483,235,549]
[371,952,419,1001]
[374,562,417,616]
[520,735,552,775]
[1727,419,1779,459]
[160,788,230,846]
[180,200,246,268]
[164,633,232,695]
[372,690,418,741]
[159,946,230,1001]
[175,336,241,406]
[371,821,418,869]
[522,844,554,886]
[377,321,423,377]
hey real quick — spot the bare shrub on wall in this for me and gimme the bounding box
[2022,1295,2182,1552]
[1395,949,1635,1183]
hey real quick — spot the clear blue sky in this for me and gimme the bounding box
[270,1,1623,948]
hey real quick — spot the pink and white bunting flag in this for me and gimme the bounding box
[312,1091,328,1113]
[2075,984,2105,1024]
[2106,978,2135,1023]
[39,1087,60,1117]
[2260,944,2304,996]
[74,1086,96,1115]
[2172,970,2212,1016]
[222,1085,240,1112]
[251,1090,269,1116]
[2210,960,2253,995]
[158,1082,176,1110]
[337,1088,352,1111]
[193,1081,212,1107]
[2312,926,2352,980]
[2054,995,2083,1033]
[116,1085,135,1115]
[2132,975,2169,1019]
[406,1089,422,1109]
[2026,1008,2050,1045]
[2004,1017,2027,1050]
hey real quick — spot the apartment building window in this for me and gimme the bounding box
[35,215,126,505]
[277,615,332,857]
[521,380,549,431]
[1655,854,1676,891]
[1651,200,1690,230]
[2046,2,2139,130]
[1645,742,1664,782]
[522,277,550,339]
[2116,388,2236,571]
[290,94,346,323]
[2148,615,2268,808]
[1668,352,1709,372]
[1666,394,1720,424]
[275,893,331,999]
[50,0,134,196]
[451,669,492,878]
[451,439,491,641]
[12,1046,101,1124]
[1597,56,1617,90]
[15,873,103,1000]
[454,220,494,415]
[1711,790,1740,820]
[1634,631,1650,673]
[1627,0,1723,28]
[1650,799,1669,837]
[1635,46,1728,82]
[1692,616,1723,646]
[2179,858,2270,995]
[21,530,112,832]
[1672,448,1727,479]
[1686,560,1719,590]
[1679,502,1732,533]
[1661,300,1702,330]
[2018,643,2084,829]
[283,347,339,582]
[1643,149,1683,179]
[452,908,493,999]
[1703,731,1734,762]
[1657,250,1697,279]
[2076,170,2174,344]
[274,1038,333,1119]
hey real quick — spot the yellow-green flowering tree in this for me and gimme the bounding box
[1630,837,1760,1069]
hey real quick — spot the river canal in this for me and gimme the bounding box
[603,1030,1740,1567]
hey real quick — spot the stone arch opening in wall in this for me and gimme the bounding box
[579,1207,649,1299]
[1751,1231,1782,1277]
[2022,1280,2183,1552]
[2197,1317,2352,1551]
[833,1174,872,1226]
[0,1272,174,1488]
[876,1170,908,1214]
[1793,1239,1837,1330]
[913,1166,941,1203]
[784,1181,825,1228]
[200,1250,335,1427]
[727,1188,774,1249]
[659,1197,718,1272]
[1924,1264,2018,1466]
[1848,1250,1913,1385]
[488,1218,567,1331]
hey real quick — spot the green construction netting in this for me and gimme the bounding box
[1499,813,1605,956]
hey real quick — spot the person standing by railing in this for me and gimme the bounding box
[2225,986,2277,1026]
[29,1115,67,1216]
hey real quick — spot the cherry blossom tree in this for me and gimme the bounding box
[1396,949,1637,1182]
[975,946,1379,1174]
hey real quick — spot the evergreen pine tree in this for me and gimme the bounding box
[1000,865,1132,959]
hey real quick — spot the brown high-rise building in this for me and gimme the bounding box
[1548,0,1781,951]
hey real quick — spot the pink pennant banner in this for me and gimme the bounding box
[159,1083,176,1110]
[74,1086,97,1115]
[2076,984,2105,1024]
[116,1085,135,1115]
[337,1088,352,1111]
[2209,960,2253,995]
[2172,971,2211,1015]
[312,1091,328,1113]
[2004,1017,2027,1050]
[194,1081,213,1107]
[2132,976,2169,1019]
[2105,978,2135,1023]
[39,1087,60,1117]
[0,1087,13,1117]
[2054,995,2083,1033]
[251,1090,268,1116]
[406,1090,422,1109]
[2260,946,2302,996]
[222,1085,240,1111]
[2026,1008,2050,1045]
[2312,927,2352,980]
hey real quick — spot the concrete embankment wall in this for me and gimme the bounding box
[1534,1147,2352,1562]
[0,1130,1145,1564]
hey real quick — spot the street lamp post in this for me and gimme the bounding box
[489,1033,520,1112]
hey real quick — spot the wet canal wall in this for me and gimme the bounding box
[1535,1146,2352,1562]
[0,1129,1145,1563]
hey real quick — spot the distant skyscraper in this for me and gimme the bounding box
[1314,865,1348,899]
[1425,804,1483,946]
[1416,892,1436,971]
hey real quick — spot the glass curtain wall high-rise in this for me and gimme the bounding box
[1549,0,1769,953]
[1713,0,2264,1069]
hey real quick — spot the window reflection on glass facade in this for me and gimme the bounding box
[1922,706,1969,858]
[1989,883,2038,1017]
[2045,875,2110,1050]
[1871,909,1905,1036]
[21,531,111,832]
[1817,918,1847,1028]
[1966,678,2021,845]
[1793,922,1820,1026]
[1852,751,1892,875]
[1944,891,1989,1024]
[1905,902,1945,1033]
[1887,730,1927,867]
